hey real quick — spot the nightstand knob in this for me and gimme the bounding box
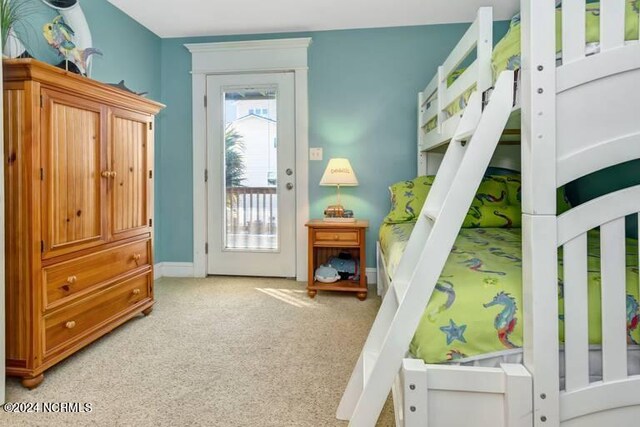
[334,234,339,240]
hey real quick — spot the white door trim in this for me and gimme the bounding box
[187,38,311,281]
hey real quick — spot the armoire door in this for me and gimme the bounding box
[41,89,108,259]
[108,107,152,241]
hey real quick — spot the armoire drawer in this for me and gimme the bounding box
[43,239,150,309]
[44,273,151,354]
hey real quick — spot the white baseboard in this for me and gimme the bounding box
[366,268,377,285]
[154,262,195,279]
[154,262,376,285]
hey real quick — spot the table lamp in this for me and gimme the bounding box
[320,158,358,222]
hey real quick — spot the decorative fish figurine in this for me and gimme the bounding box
[43,16,102,75]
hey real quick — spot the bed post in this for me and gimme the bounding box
[418,92,428,176]
[520,0,560,426]
[477,6,493,94]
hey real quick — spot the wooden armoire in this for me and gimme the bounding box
[3,59,164,388]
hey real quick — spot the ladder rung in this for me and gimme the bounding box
[393,279,408,303]
[423,208,438,222]
[454,129,475,141]
[363,350,379,386]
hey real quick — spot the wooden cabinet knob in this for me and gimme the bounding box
[67,275,77,284]
[334,234,339,240]
[65,321,76,329]
[132,254,141,265]
[132,288,141,296]
[101,171,118,178]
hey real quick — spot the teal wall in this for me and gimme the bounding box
[156,22,511,266]
[15,0,163,252]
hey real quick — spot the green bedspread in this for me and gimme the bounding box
[379,223,640,364]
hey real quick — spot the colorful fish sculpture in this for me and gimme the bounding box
[43,16,102,75]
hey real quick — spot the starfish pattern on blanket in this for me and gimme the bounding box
[439,319,467,345]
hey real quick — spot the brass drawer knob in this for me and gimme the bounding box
[101,171,111,178]
[110,171,117,179]
[132,288,141,296]
[67,275,77,284]
[65,321,76,329]
[132,254,141,265]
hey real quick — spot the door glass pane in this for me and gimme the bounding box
[223,87,278,251]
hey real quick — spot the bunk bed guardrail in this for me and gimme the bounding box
[418,7,493,155]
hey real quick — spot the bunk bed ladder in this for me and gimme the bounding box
[337,71,515,426]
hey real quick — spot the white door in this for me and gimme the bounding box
[206,73,296,277]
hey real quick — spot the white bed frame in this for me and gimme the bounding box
[339,1,640,426]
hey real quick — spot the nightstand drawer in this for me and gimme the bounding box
[314,230,360,246]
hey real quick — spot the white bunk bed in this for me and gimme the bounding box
[338,1,640,426]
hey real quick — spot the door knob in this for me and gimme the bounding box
[286,168,293,176]
[286,183,294,190]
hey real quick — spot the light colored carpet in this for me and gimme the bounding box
[1,276,395,426]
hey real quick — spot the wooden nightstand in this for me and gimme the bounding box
[305,220,369,300]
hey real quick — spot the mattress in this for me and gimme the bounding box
[378,223,640,365]
[443,345,640,388]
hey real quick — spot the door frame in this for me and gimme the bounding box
[186,38,311,281]
[206,72,296,277]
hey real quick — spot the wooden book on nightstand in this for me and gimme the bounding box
[305,220,369,300]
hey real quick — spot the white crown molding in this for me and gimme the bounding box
[186,37,312,75]
[185,38,312,54]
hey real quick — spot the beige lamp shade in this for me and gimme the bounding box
[320,158,359,186]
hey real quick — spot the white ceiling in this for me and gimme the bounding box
[107,0,519,39]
